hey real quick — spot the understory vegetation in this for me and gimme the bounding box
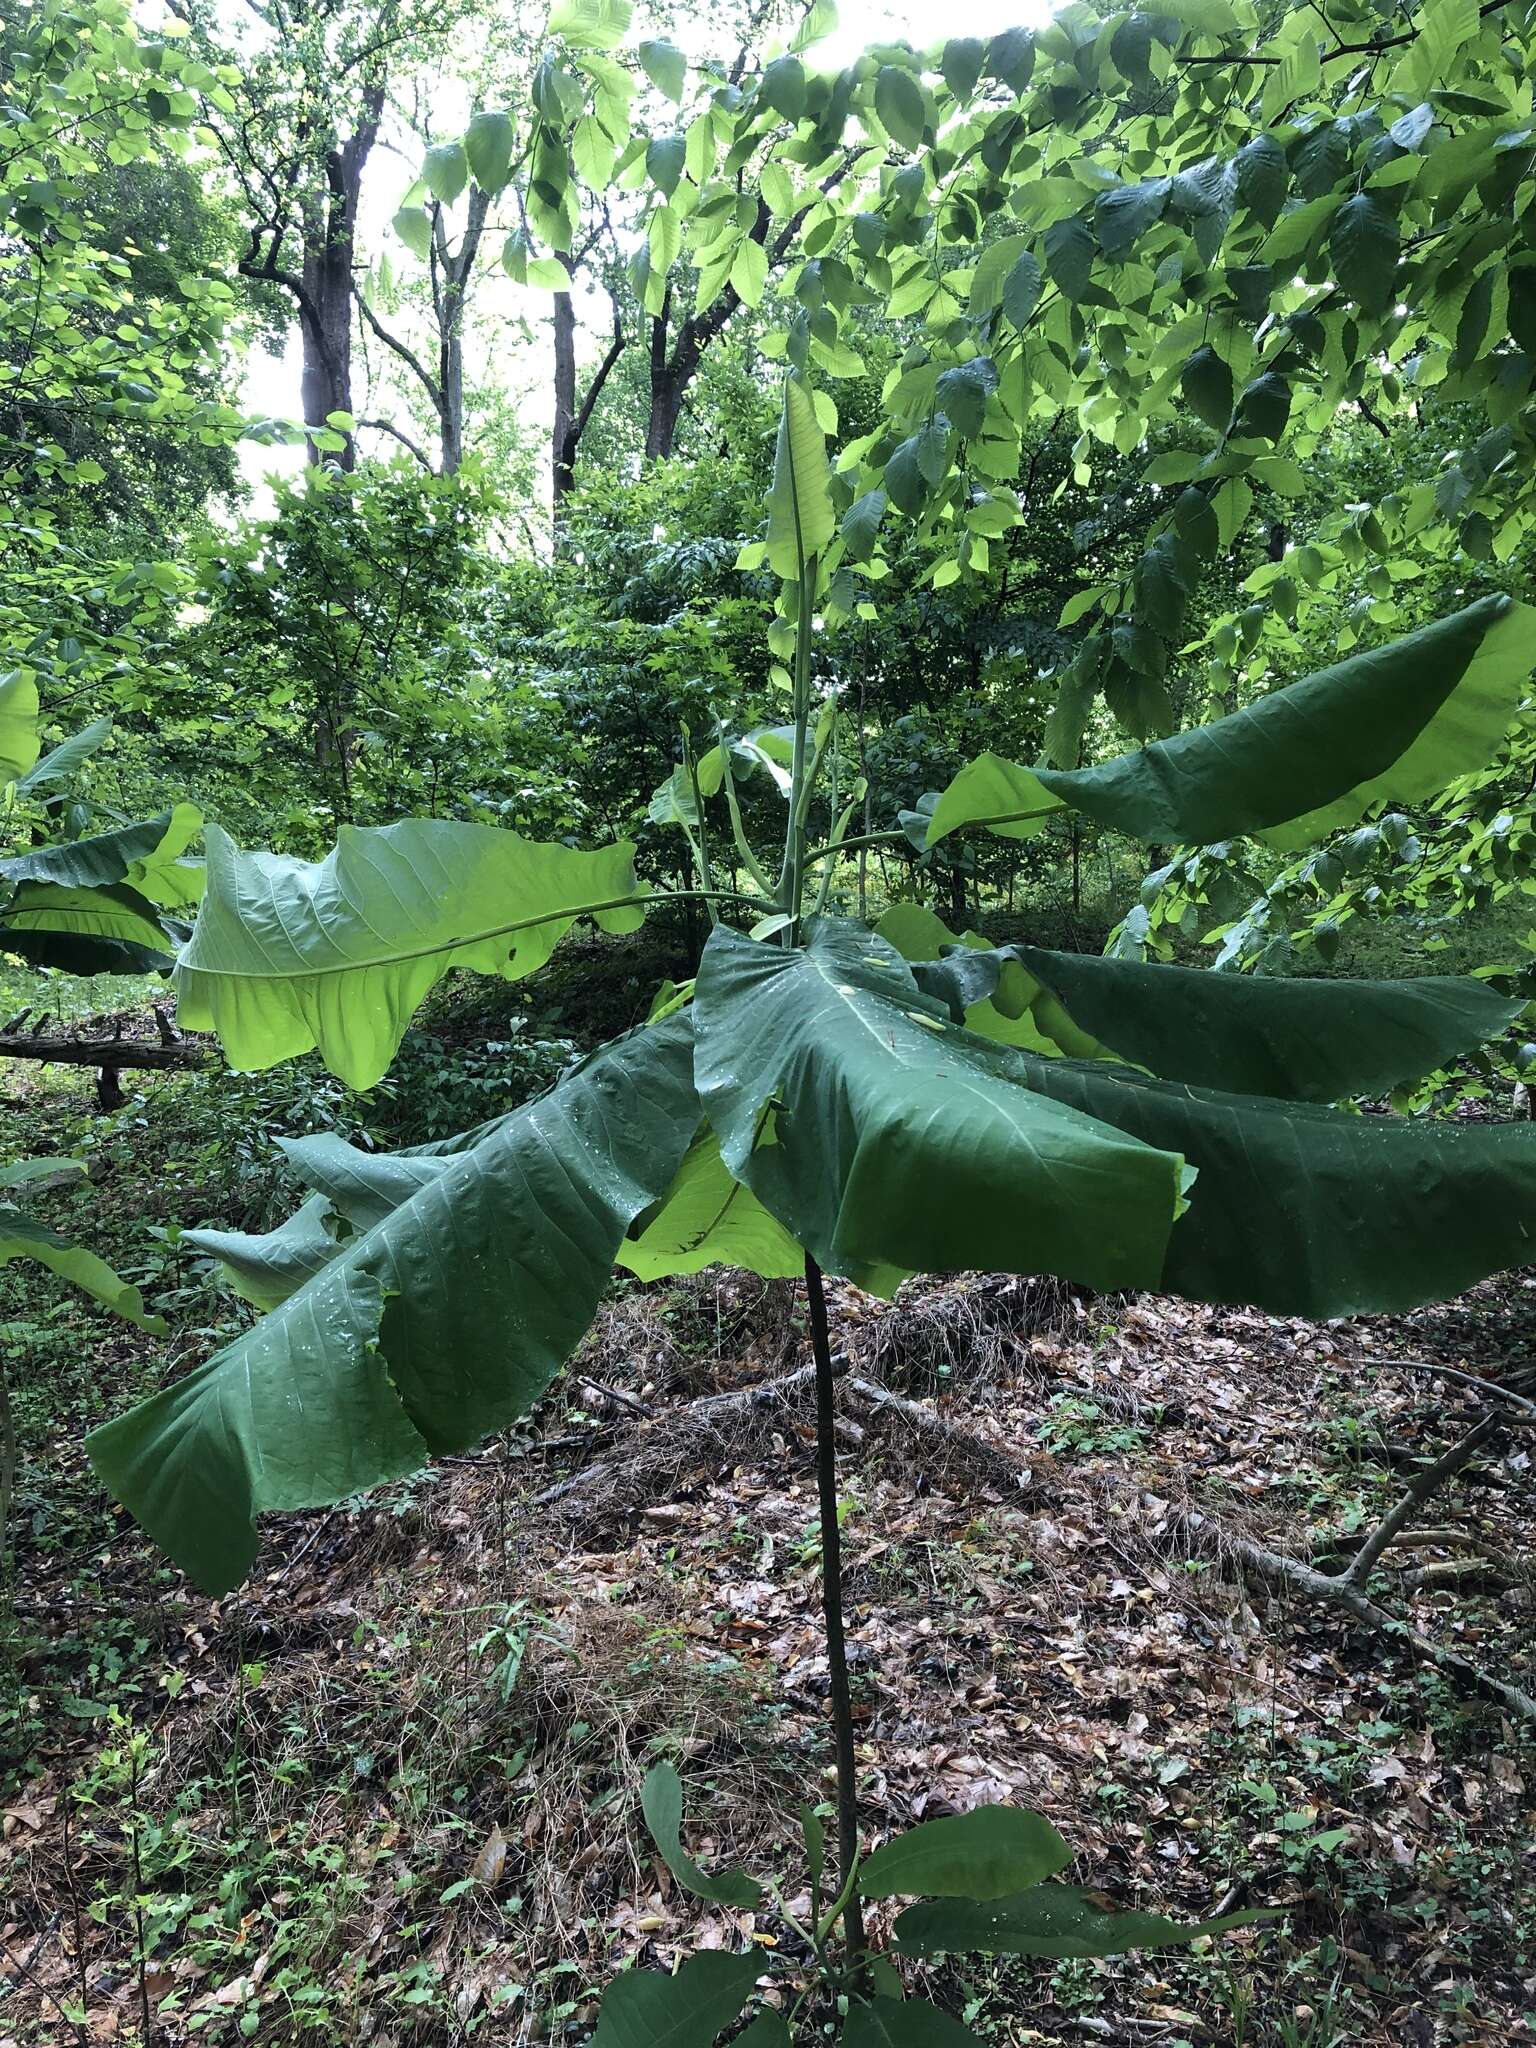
[4,0,1536,2042]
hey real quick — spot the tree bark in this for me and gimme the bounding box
[296,91,382,468]
[551,274,626,522]
[0,1034,211,1071]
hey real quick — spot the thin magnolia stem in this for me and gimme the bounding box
[805,826,910,863]
[804,1254,866,1959]
[716,720,774,895]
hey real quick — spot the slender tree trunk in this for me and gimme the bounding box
[436,186,487,476]
[804,1255,866,1958]
[551,288,578,513]
[295,100,381,469]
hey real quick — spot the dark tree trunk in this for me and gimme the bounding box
[297,100,381,468]
[551,266,626,533]
[552,288,578,509]
[435,184,489,475]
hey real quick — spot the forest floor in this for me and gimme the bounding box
[1,984,1534,2048]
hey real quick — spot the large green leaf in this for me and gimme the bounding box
[692,920,1188,1294]
[0,1156,86,1190]
[640,1762,763,1908]
[844,1997,986,2047]
[766,375,834,580]
[15,715,112,795]
[0,1209,165,1332]
[874,905,1070,1057]
[0,672,40,785]
[888,916,1524,1102]
[926,598,1533,852]
[273,1133,447,1234]
[1026,1056,1536,1316]
[0,882,175,974]
[617,1128,803,1280]
[0,805,203,905]
[86,1020,699,1595]
[894,1886,1269,1959]
[861,1807,1073,1901]
[732,2019,791,2048]
[590,1952,759,2048]
[182,1196,342,1312]
[175,821,649,1090]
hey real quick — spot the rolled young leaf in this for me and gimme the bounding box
[692,919,1189,1294]
[861,1806,1073,1900]
[884,912,1525,1102]
[590,1952,759,2048]
[766,373,834,580]
[86,1019,699,1595]
[925,597,1533,851]
[176,821,649,1090]
[894,1886,1270,1958]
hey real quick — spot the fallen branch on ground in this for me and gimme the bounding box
[1169,1508,1536,1724]
[0,1032,212,1072]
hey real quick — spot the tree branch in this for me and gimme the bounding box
[358,416,434,468]
[570,294,626,445]
[1341,1416,1498,1590]
[352,285,442,406]
[0,1034,212,1072]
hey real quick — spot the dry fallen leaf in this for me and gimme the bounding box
[471,1823,508,1887]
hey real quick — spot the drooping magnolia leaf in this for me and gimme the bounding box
[0,672,40,785]
[183,1196,342,1313]
[844,1996,986,2047]
[0,1156,86,1190]
[692,920,1188,1295]
[274,1133,447,1235]
[86,1020,699,1595]
[590,1952,759,2048]
[1025,1056,1536,1316]
[0,1208,165,1332]
[861,1806,1073,1901]
[0,805,202,905]
[0,882,175,974]
[925,598,1533,852]
[891,917,1525,1102]
[617,1128,803,1281]
[640,1763,763,1908]
[874,905,1062,1055]
[175,822,648,1090]
[894,1886,1269,1959]
[15,715,112,795]
[766,375,834,580]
